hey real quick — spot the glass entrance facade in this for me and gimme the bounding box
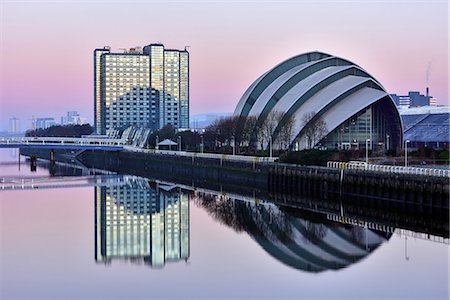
[320,97,402,152]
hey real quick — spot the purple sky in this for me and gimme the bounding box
[0,0,448,131]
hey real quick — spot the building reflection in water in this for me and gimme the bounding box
[194,192,391,273]
[94,174,391,272]
[95,178,190,268]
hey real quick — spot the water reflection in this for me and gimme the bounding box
[194,193,391,273]
[93,175,391,273]
[4,155,441,274]
[95,178,190,268]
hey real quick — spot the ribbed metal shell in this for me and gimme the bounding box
[234,52,402,149]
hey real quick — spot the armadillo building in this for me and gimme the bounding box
[234,52,403,151]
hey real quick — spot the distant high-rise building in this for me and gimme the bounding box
[9,117,20,133]
[35,117,56,129]
[390,89,436,109]
[94,44,189,135]
[67,111,79,123]
[31,115,36,130]
[61,111,86,125]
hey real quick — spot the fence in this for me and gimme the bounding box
[327,161,450,177]
[0,136,125,146]
[124,146,278,164]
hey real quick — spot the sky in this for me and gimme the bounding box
[0,0,448,131]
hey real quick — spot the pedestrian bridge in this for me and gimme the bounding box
[0,174,132,191]
[0,137,125,151]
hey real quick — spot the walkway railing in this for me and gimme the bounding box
[0,136,125,146]
[327,161,450,177]
[0,174,129,191]
[124,146,278,163]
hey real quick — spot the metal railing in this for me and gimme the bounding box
[123,146,278,163]
[327,213,449,244]
[152,149,277,163]
[0,174,129,191]
[327,161,450,177]
[0,136,125,147]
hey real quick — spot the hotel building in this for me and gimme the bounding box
[94,44,189,134]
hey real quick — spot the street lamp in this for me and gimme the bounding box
[365,138,371,165]
[232,136,235,156]
[269,135,273,158]
[404,140,410,166]
[200,135,204,153]
[156,135,159,150]
[386,134,390,152]
[178,136,182,152]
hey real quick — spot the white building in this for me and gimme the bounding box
[234,51,403,151]
[35,117,56,129]
[61,111,87,125]
[9,117,20,133]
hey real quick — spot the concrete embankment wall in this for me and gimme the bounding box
[20,148,449,210]
[78,150,270,193]
[268,164,449,209]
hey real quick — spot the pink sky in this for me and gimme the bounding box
[0,0,448,131]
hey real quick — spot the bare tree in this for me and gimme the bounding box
[241,115,258,150]
[302,112,327,149]
[204,115,257,154]
[261,110,284,150]
[276,114,296,150]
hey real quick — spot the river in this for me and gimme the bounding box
[0,149,448,299]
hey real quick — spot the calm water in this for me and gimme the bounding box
[0,150,448,300]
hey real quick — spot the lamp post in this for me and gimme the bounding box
[365,138,371,165]
[386,134,390,152]
[404,140,410,166]
[269,135,273,158]
[178,136,181,152]
[200,135,204,153]
[232,136,235,156]
[156,135,159,150]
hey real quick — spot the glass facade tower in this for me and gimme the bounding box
[94,44,189,134]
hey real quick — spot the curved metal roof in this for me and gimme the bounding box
[234,51,402,149]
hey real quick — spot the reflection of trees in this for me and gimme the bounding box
[194,193,303,244]
[194,192,392,273]
[194,194,245,232]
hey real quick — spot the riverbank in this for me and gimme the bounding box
[19,148,449,211]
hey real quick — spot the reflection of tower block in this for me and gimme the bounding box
[95,179,190,269]
[151,185,190,268]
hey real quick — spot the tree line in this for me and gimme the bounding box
[150,110,327,155]
[25,124,94,137]
[23,111,328,156]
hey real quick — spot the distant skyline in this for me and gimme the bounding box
[1,0,448,131]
